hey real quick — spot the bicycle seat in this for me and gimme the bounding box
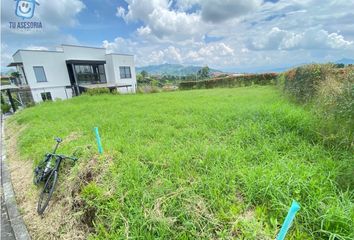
[55,137,62,143]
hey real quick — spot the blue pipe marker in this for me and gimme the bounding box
[277,200,301,240]
[94,127,103,154]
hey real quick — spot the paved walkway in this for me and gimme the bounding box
[1,115,15,239]
[1,178,16,240]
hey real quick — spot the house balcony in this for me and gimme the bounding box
[7,62,29,87]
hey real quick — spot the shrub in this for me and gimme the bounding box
[282,64,332,103]
[85,88,111,96]
[137,85,161,93]
[179,73,278,90]
[1,103,11,113]
[279,64,354,148]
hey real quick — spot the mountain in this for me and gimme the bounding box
[136,63,222,76]
[335,58,354,65]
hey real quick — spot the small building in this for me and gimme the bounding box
[7,44,137,103]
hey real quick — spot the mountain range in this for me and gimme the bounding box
[136,63,222,76]
[136,59,354,75]
[335,58,354,65]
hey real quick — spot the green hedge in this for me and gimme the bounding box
[279,64,354,149]
[179,73,278,90]
[85,88,112,96]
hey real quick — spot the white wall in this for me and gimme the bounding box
[18,50,72,103]
[104,54,115,85]
[107,54,137,93]
[31,87,72,102]
[20,50,71,88]
[62,45,106,60]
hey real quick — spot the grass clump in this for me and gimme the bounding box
[7,86,354,239]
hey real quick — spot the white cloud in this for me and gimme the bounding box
[37,0,85,27]
[147,8,203,40]
[250,27,353,50]
[174,0,200,11]
[1,44,13,69]
[117,0,170,22]
[102,36,235,67]
[116,0,262,42]
[200,0,261,23]
[117,0,204,41]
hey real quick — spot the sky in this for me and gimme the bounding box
[1,0,354,72]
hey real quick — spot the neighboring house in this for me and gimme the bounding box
[7,44,137,103]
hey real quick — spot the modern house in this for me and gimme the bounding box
[7,44,137,104]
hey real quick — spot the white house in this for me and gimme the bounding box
[8,44,137,103]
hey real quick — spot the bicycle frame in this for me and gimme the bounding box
[34,138,77,185]
[50,154,77,172]
[44,138,62,173]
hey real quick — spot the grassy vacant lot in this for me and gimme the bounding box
[7,86,353,239]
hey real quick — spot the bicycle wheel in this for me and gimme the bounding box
[37,170,58,215]
[33,166,44,185]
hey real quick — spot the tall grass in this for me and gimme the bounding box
[8,86,353,239]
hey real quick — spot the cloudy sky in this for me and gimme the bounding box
[1,0,354,72]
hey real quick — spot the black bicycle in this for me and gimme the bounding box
[33,137,78,215]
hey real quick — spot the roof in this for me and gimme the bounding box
[7,62,23,67]
[61,44,105,50]
[11,44,132,59]
[12,49,63,57]
[106,53,134,57]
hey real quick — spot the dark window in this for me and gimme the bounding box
[33,66,47,82]
[41,92,52,101]
[74,64,106,84]
[119,66,131,79]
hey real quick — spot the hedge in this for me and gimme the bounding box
[179,73,278,90]
[278,64,354,148]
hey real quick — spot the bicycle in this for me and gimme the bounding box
[33,137,78,215]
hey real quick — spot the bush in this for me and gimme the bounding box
[179,73,278,90]
[279,64,354,148]
[1,103,11,113]
[137,85,161,93]
[85,88,111,96]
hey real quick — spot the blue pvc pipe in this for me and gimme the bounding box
[94,127,103,154]
[277,200,300,240]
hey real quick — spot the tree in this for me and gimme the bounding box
[197,66,210,80]
[137,73,144,84]
[10,71,20,85]
[10,71,20,78]
[141,70,148,79]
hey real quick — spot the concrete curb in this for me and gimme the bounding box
[1,116,31,240]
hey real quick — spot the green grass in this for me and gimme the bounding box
[9,86,353,239]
